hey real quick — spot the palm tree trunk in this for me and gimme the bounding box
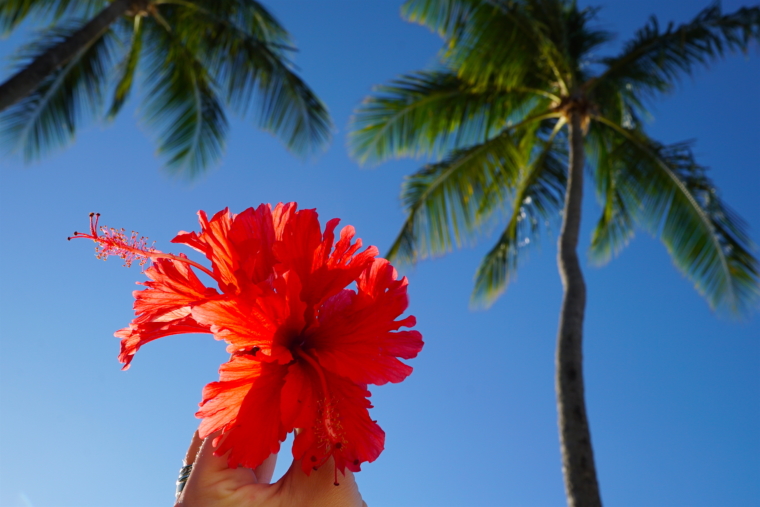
[556,111,601,507]
[0,0,132,113]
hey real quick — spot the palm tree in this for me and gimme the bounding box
[0,0,331,176]
[349,1,760,505]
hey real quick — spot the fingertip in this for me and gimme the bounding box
[183,430,203,466]
[193,430,231,475]
[253,452,278,484]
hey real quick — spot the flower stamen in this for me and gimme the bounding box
[69,213,216,278]
[294,347,345,458]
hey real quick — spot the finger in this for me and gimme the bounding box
[192,431,258,484]
[183,430,203,466]
[176,432,262,507]
[252,452,278,485]
[175,431,203,505]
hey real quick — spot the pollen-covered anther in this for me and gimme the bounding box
[68,214,156,268]
[96,226,156,267]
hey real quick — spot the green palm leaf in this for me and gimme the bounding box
[590,3,760,99]
[141,18,227,176]
[405,0,540,90]
[388,131,522,265]
[443,1,552,91]
[1,0,331,175]
[0,0,107,34]
[472,119,567,305]
[401,0,478,39]
[387,110,560,264]
[170,1,331,157]
[195,0,291,42]
[350,70,544,164]
[107,15,143,119]
[596,117,759,313]
[587,123,637,264]
[0,21,115,160]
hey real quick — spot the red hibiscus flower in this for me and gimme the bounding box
[70,204,423,480]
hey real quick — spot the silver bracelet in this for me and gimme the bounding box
[175,464,194,499]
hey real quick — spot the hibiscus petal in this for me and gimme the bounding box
[271,202,298,240]
[228,204,278,286]
[132,256,212,325]
[191,298,291,363]
[116,315,209,369]
[197,356,288,470]
[308,259,424,385]
[172,209,239,294]
[292,367,384,475]
[304,225,379,310]
[272,210,379,322]
[280,362,317,432]
[272,208,323,282]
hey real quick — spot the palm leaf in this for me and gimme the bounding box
[386,111,560,265]
[590,3,760,99]
[107,15,143,119]
[401,0,478,39]
[193,0,292,42]
[444,1,554,92]
[350,70,544,164]
[404,0,550,91]
[167,1,331,157]
[595,116,759,314]
[0,0,107,34]
[141,18,227,176]
[554,2,613,85]
[587,123,637,264]
[0,21,116,160]
[472,119,567,305]
[590,75,650,131]
[387,133,521,265]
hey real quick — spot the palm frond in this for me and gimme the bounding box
[194,0,292,43]
[587,123,637,264]
[0,21,116,160]
[387,111,560,265]
[560,3,612,65]
[590,3,760,99]
[387,128,526,266]
[107,15,143,119]
[141,18,227,177]
[401,0,478,39]
[443,1,555,92]
[595,116,759,314]
[590,74,651,132]
[0,0,108,34]
[166,1,331,157]
[350,70,544,164]
[472,118,567,306]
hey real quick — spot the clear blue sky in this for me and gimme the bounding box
[1,1,758,506]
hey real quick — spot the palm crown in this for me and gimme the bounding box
[350,0,759,314]
[0,0,331,176]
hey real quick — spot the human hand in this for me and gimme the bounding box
[174,431,367,507]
